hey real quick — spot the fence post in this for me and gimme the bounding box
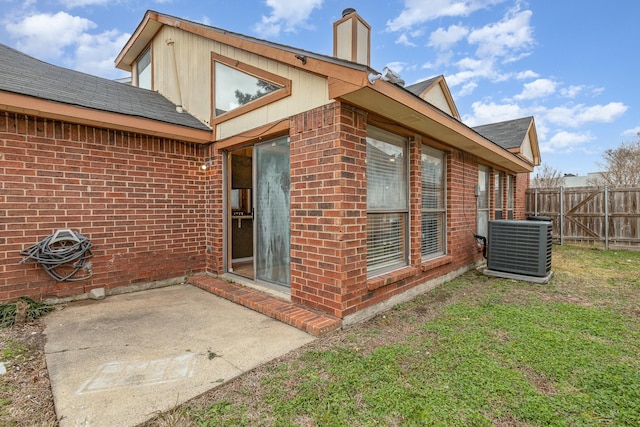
[534,188,539,216]
[604,186,609,250]
[560,186,564,246]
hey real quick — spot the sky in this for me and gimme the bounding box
[1,0,638,176]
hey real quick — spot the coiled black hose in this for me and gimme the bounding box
[20,229,93,281]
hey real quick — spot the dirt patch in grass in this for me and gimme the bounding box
[0,319,57,426]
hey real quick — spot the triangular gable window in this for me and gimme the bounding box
[215,62,282,116]
[212,52,291,123]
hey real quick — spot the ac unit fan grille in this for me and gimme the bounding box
[487,220,552,277]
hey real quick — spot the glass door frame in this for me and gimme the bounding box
[224,136,291,292]
[253,136,291,289]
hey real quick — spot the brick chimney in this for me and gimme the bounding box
[333,8,371,66]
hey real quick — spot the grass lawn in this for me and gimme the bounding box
[146,246,639,426]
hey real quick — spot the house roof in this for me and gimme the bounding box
[405,75,461,119]
[473,116,540,166]
[405,76,441,97]
[473,117,534,150]
[116,10,371,75]
[0,43,210,133]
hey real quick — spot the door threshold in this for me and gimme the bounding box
[221,273,291,301]
[189,274,341,336]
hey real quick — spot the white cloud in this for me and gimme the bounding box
[386,0,506,32]
[467,9,534,58]
[458,81,478,97]
[622,127,640,137]
[560,85,583,98]
[463,101,523,126]
[447,56,499,86]
[433,51,454,67]
[396,33,416,47]
[4,11,129,79]
[59,0,111,7]
[514,78,557,100]
[396,28,426,46]
[5,12,96,59]
[515,70,539,80]
[544,102,628,127]
[254,0,323,38]
[74,30,130,78]
[428,25,469,50]
[543,131,594,153]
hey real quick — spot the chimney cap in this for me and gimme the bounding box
[342,8,356,17]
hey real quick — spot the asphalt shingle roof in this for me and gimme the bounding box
[472,116,533,150]
[405,76,441,97]
[0,43,210,131]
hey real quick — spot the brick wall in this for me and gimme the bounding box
[0,112,208,301]
[203,144,224,275]
[289,103,487,318]
[289,104,368,316]
[515,172,529,220]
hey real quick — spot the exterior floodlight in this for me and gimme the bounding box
[368,67,405,87]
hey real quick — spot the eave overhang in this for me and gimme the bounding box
[526,118,541,166]
[336,82,534,174]
[1,91,213,144]
[115,12,164,72]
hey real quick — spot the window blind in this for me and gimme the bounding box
[366,126,408,275]
[421,146,446,258]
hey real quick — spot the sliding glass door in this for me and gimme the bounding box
[254,137,290,287]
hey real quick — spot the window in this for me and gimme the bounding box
[477,165,490,238]
[211,52,291,123]
[214,62,281,116]
[366,126,408,275]
[494,171,504,220]
[421,146,446,259]
[137,48,151,90]
[507,175,515,219]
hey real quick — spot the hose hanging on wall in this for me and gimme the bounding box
[20,229,93,281]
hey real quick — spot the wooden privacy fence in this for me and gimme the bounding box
[525,187,640,250]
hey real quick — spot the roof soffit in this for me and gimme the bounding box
[115,12,163,71]
[338,83,533,173]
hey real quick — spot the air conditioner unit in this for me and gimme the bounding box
[487,220,552,277]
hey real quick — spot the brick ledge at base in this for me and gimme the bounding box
[188,274,341,337]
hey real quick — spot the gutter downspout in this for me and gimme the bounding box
[166,39,184,113]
